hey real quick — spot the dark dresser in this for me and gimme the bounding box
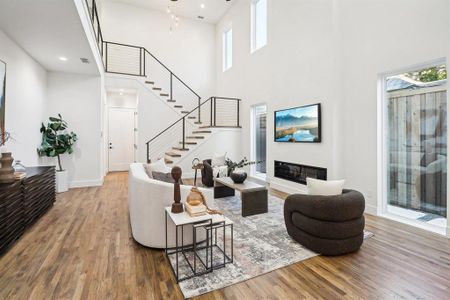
[0,166,55,255]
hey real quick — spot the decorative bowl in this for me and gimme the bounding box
[230,171,247,184]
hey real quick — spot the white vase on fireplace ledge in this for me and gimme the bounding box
[56,170,69,193]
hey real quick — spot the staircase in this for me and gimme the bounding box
[85,0,241,165]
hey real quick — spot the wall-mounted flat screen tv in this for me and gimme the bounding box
[274,103,321,143]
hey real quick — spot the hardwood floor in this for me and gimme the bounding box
[1,172,449,299]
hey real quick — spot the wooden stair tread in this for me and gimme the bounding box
[193,130,212,134]
[152,87,162,91]
[194,122,202,124]
[181,111,190,114]
[165,159,173,164]
[167,99,176,103]
[165,152,182,157]
[179,141,197,145]
[160,93,169,97]
[145,81,154,84]
[188,116,196,119]
[199,126,242,129]
[172,147,189,151]
[174,105,183,108]
[186,136,205,139]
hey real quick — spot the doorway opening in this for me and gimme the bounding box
[379,60,447,235]
[251,104,267,180]
[107,90,138,172]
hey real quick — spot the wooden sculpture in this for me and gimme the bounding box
[171,166,183,213]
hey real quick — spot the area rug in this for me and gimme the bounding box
[169,194,373,299]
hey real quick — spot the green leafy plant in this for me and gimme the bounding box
[37,114,77,172]
[225,157,264,174]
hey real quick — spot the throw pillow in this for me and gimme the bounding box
[148,159,168,173]
[211,153,226,167]
[152,171,184,185]
[143,164,153,179]
[213,165,228,178]
[307,177,345,196]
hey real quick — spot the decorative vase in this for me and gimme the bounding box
[0,152,16,184]
[56,170,69,193]
[230,170,247,184]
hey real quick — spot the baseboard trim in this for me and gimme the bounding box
[364,204,378,216]
[70,178,104,188]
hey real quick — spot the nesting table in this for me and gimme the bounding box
[165,207,233,282]
[214,177,268,217]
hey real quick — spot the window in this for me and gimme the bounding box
[380,61,448,235]
[251,0,267,52]
[223,28,233,71]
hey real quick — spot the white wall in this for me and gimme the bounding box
[0,29,48,166]
[46,72,103,187]
[100,1,216,98]
[339,0,450,215]
[216,0,450,225]
[216,0,341,194]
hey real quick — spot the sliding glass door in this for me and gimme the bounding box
[383,62,447,233]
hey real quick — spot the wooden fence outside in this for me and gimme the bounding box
[387,85,447,217]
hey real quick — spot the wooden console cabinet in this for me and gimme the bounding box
[0,166,55,255]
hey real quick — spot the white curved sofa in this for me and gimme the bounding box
[128,163,214,248]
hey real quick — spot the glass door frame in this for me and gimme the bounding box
[250,103,267,180]
[377,58,450,237]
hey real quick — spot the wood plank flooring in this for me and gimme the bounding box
[1,172,449,299]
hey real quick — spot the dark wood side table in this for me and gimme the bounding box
[192,163,204,187]
[0,166,55,255]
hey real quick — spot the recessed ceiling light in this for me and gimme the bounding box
[59,56,68,61]
[200,3,205,9]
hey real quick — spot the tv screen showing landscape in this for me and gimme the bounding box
[274,103,321,143]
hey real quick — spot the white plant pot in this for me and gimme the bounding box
[56,170,69,193]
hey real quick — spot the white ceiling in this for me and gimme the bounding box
[0,0,99,75]
[103,0,235,24]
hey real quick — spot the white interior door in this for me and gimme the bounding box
[108,108,136,172]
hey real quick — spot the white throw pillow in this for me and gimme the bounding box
[211,153,226,167]
[148,159,168,173]
[306,178,345,196]
[213,166,228,178]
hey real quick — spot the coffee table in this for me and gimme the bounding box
[214,177,268,217]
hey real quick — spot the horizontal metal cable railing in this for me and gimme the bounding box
[146,97,241,163]
[83,0,242,164]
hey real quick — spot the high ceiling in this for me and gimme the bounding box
[0,0,99,75]
[103,0,235,24]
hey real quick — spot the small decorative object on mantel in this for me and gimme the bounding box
[0,131,15,184]
[37,114,77,193]
[13,160,26,180]
[171,166,184,213]
[0,152,15,184]
[226,157,263,184]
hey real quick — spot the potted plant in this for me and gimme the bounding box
[225,157,263,184]
[37,114,77,193]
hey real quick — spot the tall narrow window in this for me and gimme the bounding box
[382,62,447,234]
[223,28,233,71]
[251,0,267,52]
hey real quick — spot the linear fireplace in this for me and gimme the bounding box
[274,161,327,185]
